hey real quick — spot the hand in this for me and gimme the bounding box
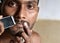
[0,15,4,35]
[16,22,32,43]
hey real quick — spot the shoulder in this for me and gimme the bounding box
[32,31,40,37]
[31,30,41,43]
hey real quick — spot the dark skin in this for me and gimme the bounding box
[0,0,40,43]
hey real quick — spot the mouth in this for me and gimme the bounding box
[15,21,29,36]
[14,21,28,37]
[14,23,24,33]
[15,19,30,27]
[11,20,30,35]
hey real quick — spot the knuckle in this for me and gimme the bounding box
[0,22,4,35]
[0,15,3,19]
[26,37,31,42]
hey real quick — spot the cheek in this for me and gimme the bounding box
[5,6,17,16]
[27,10,38,25]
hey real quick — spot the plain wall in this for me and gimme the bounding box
[33,20,60,43]
[38,0,60,20]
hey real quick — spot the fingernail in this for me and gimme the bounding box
[24,22,28,28]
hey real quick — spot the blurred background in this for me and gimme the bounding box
[33,0,60,43]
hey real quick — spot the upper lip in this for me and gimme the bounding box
[15,22,22,26]
[14,19,29,27]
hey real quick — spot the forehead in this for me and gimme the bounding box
[18,0,38,3]
[6,0,38,3]
[17,0,37,2]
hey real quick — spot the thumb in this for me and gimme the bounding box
[0,15,3,19]
[0,15,4,35]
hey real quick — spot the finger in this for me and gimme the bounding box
[21,32,30,42]
[24,22,32,36]
[0,22,4,35]
[0,15,4,35]
[16,36,25,43]
[0,15,3,19]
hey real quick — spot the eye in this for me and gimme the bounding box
[7,1,17,8]
[27,3,34,10]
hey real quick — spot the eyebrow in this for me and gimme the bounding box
[28,0,38,3]
[7,0,38,5]
[28,1,38,4]
[23,1,38,5]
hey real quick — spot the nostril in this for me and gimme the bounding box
[22,17,25,19]
[10,40,15,43]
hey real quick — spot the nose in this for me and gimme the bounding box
[14,5,26,19]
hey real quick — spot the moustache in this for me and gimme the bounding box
[15,20,30,27]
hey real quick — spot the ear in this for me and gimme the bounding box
[37,7,40,14]
[37,7,39,13]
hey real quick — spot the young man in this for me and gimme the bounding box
[0,0,40,43]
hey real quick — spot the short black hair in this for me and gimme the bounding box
[38,0,39,2]
[38,0,39,5]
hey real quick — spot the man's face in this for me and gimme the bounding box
[2,0,39,34]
